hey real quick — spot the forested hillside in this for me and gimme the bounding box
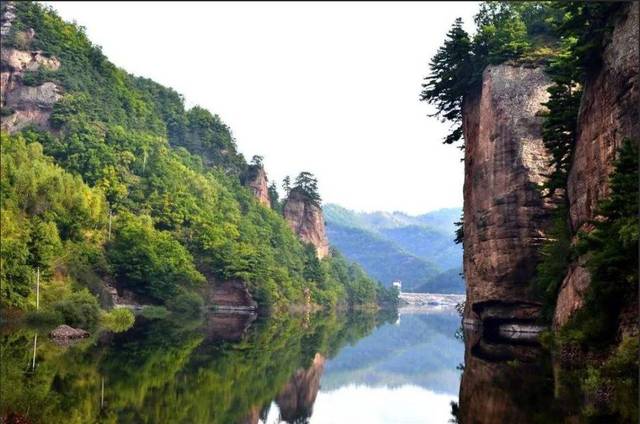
[324,205,463,293]
[0,1,397,326]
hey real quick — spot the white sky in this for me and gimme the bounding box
[45,1,478,215]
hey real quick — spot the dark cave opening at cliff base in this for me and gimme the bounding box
[469,300,545,348]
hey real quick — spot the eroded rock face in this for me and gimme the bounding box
[0,17,62,133]
[284,188,330,259]
[242,165,270,207]
[207,280,258,312]
[275,353,325,423]
[554,2,640,328]
[462,63,554,323]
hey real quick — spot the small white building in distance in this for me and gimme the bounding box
[392,281,402,292]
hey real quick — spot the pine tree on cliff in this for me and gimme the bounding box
[250,155,264,167]
[282,176,291,196]
[292,172,322,206]
[420,18,472,145]
[268,181,282,213]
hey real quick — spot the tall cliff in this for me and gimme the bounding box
[284,188,330,259]
[242,164,270,207]
[554,2,640,328]
[462,63,553,324]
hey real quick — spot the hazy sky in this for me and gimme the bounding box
[46,1,478,214]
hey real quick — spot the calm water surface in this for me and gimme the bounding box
[1,305,465,424]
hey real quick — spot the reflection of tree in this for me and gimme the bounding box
[1,311,391,424]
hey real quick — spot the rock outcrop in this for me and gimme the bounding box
[462,63,554,324]
[242,165,270,207]
[275,353,325,423]
[0,4,62,133]
[284,188,330,259]
[49,325,90,341]
[554,2,640,328]
[207,280,258,312]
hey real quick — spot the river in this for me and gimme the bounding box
[1,299,468,424]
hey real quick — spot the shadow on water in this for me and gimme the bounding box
[0,309,396,424]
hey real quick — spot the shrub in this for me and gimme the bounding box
[166,291,204,317]
[102,308,135,333]
[52,289,101,329]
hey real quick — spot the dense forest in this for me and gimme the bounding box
[0,1,397,329]
[423,2,637,422]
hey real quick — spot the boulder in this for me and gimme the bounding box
[49,324,90,340]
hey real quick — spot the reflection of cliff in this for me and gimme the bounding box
[457,329,560,424]
[275,353,325,424]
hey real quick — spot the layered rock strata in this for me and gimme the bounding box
[462,63,554,324]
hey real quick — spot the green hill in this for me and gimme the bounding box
[324,205,463,293]
[0,1,395,321]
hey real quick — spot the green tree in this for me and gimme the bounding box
[292,172,322,206]
[268,182,282,212]
[107,214,205,303]
[420,17,472,145]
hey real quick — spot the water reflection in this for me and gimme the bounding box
[260,306,465,424]
[0,311,394,424]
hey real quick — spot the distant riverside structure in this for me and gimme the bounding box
[392,281,402,292]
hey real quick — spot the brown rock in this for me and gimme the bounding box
[556,2,639,327]
[553,264,589,329]
[242,165,270,207]
[208,280,257,312]
[0,45,62,132]
[49,324,90,340]
[0,48,60,73]
[462,63,553,322]
[283,187,330,259]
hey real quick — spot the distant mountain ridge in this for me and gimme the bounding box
[324,205,464,293]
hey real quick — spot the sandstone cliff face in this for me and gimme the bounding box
[284,188,330,259]
[554,2,640,328]
[275,353,325,423]
[462,64,553,323]
[206,280,258,312]
[0,3,62,133]
[242,165,270,207]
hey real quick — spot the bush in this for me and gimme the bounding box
[102,308,135,333]
[52,289,101,329]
